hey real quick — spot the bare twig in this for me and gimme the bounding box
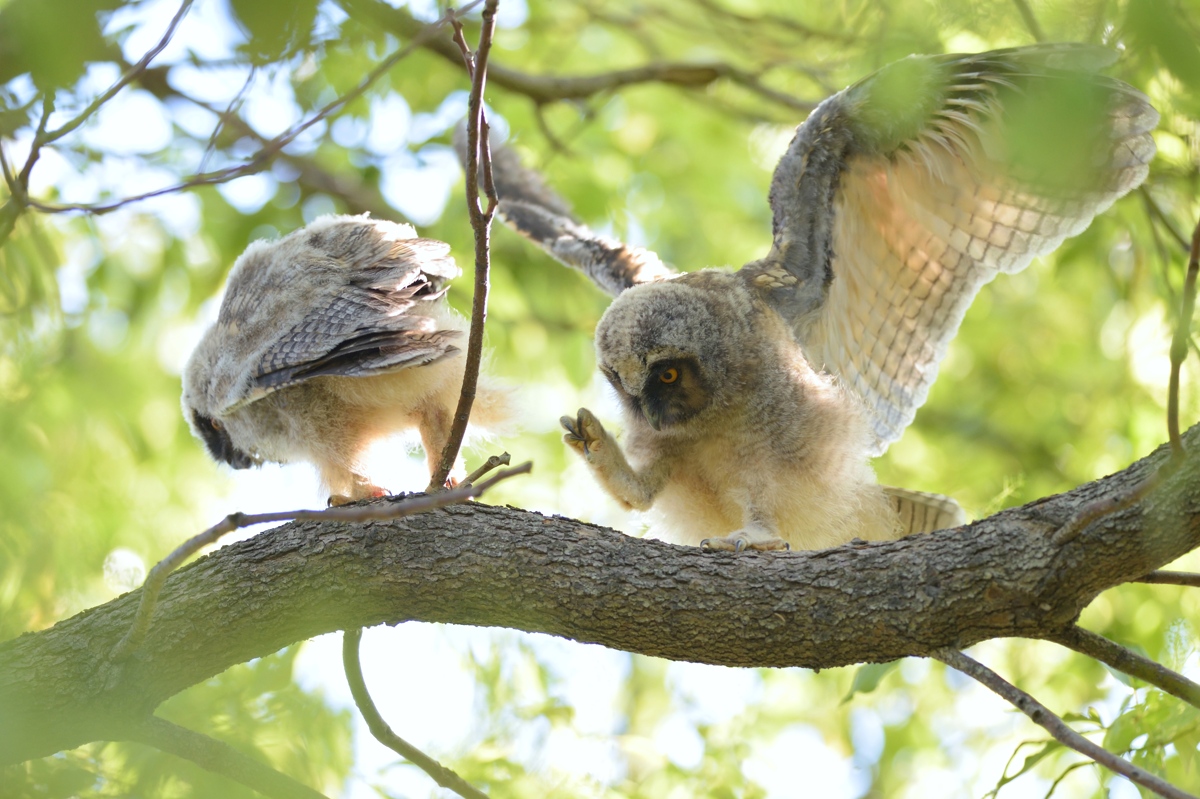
[198,66,258,175]
[1046,761,1095,798]
[1137,570,1200,587]
[1141,187,1193,253]
[0,147,23,244]
[463,451,511,485]
[123,715,330,799]
[17,93,57,188]
[935,649,1196,799]
[1047,626,1200,708]
[342,629,489,799]
[1010,0,1047,42]
[1168,218,1199,458]
[346,0,817,109]
[38,0,195,148]
[429,0,501,490]
[111,462,531,660]
[15,3,479,219]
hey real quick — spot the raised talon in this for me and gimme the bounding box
[561,408,605,456]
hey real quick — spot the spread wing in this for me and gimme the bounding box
[220,216,463,412]
[457,126,676,296]
[740,45,1157,453]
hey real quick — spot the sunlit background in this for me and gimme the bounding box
[3,0,1200,796]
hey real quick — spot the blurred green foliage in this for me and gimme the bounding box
[1,0,1199,796]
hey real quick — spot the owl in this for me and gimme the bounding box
[181,214,510,504]
[487,45,1157,550]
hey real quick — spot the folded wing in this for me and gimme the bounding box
[219,217,464,412]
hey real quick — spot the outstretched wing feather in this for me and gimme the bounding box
[743,45,1157,452]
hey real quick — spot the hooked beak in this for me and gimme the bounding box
[640,400,664,431]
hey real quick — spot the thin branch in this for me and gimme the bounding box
[1137,570,1200,587]
[935,648,1196,799]
[111,462,531,660]
[198,66,257,175]
[38,0,195,147]
[1047,626,1200,708]
[122,715,329,799]
[347,0,816,109]
[0,147,23,245]
[17,92,56,188]
[1045,761,1094,798]
[1011,0,1047,41]
[1141,187,1193,253]
[1168,218,1199,457]
[342,629,489,799]
[725,67,818,113]
[429,0,501,490]
[18,2,480,218]
[157,84,397,218]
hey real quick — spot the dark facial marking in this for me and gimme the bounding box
[192,410,256,470]
[639,358,710,430]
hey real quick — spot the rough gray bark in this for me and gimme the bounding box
[1,424,1198,767]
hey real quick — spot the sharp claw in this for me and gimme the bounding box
[735,539,746,553]
[700,538,712,550]
[783,542,791,551]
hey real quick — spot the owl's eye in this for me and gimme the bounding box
[659,367,679,384]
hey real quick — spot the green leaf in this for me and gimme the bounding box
[841,660,899,703]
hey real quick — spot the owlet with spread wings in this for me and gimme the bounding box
[181,215,510,504]
[487,45,1157,551]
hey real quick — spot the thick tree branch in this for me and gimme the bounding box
[1,424,1199,766]
[121,716,330,799]
[113,464,530,659]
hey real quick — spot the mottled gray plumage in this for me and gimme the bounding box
[182,214,509,502]
[507,45,1157,551]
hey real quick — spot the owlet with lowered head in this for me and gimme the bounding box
[484,44,1157,551]
[181,214,510,504]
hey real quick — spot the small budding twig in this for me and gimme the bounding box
[110,462,531,660]
[342,629,489,799]
[935,648,1197,799]
[462,451,511,485]
[429,0,502,491]
[1168,218,1200,458]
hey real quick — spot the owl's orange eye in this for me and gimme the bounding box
[660,367,679,384]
